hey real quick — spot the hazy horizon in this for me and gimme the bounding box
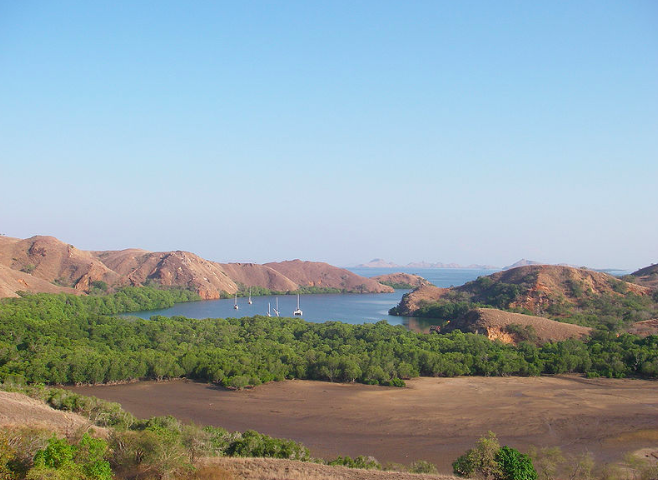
[1,2,656,271]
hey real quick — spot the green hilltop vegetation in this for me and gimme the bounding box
[2,288,658,390]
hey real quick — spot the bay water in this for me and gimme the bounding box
[126,268,497,332]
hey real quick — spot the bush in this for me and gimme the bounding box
[328,455,381,470]
[496,446,537,480]
[409,459,438,474]
[453,432,537,480]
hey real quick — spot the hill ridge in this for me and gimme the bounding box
[0,235,392,299]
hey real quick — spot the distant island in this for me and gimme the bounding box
[356,258,499,270]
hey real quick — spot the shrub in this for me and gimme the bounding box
[328,455,381,470]
[453,432,537,480]
[496,446,537,480]
[409,459,438,474]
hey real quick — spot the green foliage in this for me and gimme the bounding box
[226,430,310,460]
[30,433,112,480]
[453,431,502,479]
[496,446,537,480]
[3,290,658,392]
[454,433,537,480]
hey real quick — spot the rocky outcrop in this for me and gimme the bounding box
[0,235,392,299]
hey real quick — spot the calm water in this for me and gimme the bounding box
[126,268,497,332]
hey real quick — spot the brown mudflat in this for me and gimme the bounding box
[71,376,658,473]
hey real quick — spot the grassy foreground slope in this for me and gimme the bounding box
[0,385,457,479]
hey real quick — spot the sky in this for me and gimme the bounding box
[1,1,656,270]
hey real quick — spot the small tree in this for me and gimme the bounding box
[454,432,537,480]
[453,431,502,479]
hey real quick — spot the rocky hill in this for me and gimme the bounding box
[0,235,392,299]
[391,264,654,333]
[441,308,592,345]
[371,273,430,289]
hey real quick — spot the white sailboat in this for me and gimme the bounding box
[267,302,271,317]
[248,287,253,305]
[293,294,303,316]
[273,297,279,317]
[233,294,239,310]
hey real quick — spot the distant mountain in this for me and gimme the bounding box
[502,259,544,270]
[356,259,498,269]
[0,235,393,299]
[356,258,401,268]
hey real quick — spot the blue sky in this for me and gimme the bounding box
[1,1,656,270]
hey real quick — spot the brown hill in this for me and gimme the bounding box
[442,308,592,345]
[394,265,650,317]
[265,260,393,293]
[0,235,391,299]
[0,235,120,293]
[371,273,430,288]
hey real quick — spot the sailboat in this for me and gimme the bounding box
[248,287,253,305]
[267,302,271,317]
[293,294,303,316]
[273,297,279,317]
[233,294,239,310]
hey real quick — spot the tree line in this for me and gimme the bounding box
[2,290,658,389]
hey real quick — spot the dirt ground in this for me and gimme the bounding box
[71,376,658,474]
